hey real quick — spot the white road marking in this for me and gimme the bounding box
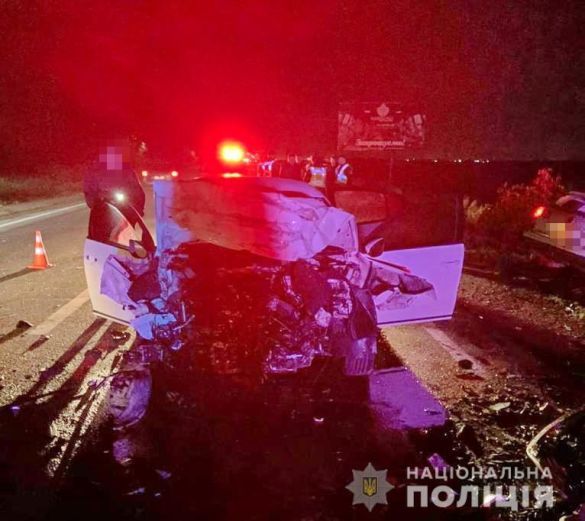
[423,325,487,376]
[0,203,85,232]
[26,289,90,336]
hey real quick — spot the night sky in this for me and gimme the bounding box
[1,0,584,167]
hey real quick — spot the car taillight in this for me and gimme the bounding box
[532,206,547,219]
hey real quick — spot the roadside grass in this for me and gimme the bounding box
[0,167,83,204]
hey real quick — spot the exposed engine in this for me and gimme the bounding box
[125,243,378,377]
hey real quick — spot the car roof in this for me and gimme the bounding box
[568,191,585,202]
[559,191,585,203]
[556,192,585,212]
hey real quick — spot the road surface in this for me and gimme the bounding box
[0,193,583,521]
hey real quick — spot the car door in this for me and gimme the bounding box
[84,201,155,324]
[333,187,464,326]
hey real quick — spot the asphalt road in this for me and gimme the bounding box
[0,192,583,521]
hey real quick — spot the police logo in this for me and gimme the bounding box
[363,477,377,497]
[346,462,394,512]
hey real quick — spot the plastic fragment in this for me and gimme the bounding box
[16,320,33,329]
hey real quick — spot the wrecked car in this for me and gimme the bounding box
[525,191,585,272]
[84,176,464,420]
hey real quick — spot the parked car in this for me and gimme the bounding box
[525,191,585,271]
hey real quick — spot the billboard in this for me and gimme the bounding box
[338,102,426,151]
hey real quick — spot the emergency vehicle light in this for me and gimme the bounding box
[219,142,245,164]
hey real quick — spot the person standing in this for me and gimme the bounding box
[323,155,336,199]
[280,153,302,180]
[306,155,328,193]
[335,155,352,185]
[83,140,146,222]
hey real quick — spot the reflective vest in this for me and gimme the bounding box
[260,160,274,176]
[308,166,327,188]
[335,163,350,184]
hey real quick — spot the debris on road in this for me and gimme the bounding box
[538,401,561,416]
[112,437,135,467]
[457,359,474,370]
[489,401,511,413]
[107,365,152,429]
[459,273,585,354]
[456,424,483,456]
[155,469,172,480]
[427,452,450,471]
[527,407,585,502]
[15,319,33,329]
[126,487,146,496]
[110,329,131,344]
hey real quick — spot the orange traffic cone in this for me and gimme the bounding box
[28,230,53,270]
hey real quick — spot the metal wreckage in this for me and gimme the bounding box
[84,177,464,425]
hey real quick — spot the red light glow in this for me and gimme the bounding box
[221,172,243,178]
[219,141,245,164]
[170,170,179,178]
[532,206,546,219]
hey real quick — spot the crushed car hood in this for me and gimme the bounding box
[153,177,358,261]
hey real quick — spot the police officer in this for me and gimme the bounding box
[259,154,276,177]
[306,155,328,194]
[335,155,352,186]
[83,140,146,224]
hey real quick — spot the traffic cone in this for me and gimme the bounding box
[28,230,53,270]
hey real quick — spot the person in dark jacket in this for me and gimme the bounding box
[84,142,145,224]
[279,153,303,180]
[326,155,337,199]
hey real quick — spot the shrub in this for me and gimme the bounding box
[474,168,565,248]
[0,165,83,203]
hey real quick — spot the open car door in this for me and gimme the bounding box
[333,188,464,326]
[84,201,155,325]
